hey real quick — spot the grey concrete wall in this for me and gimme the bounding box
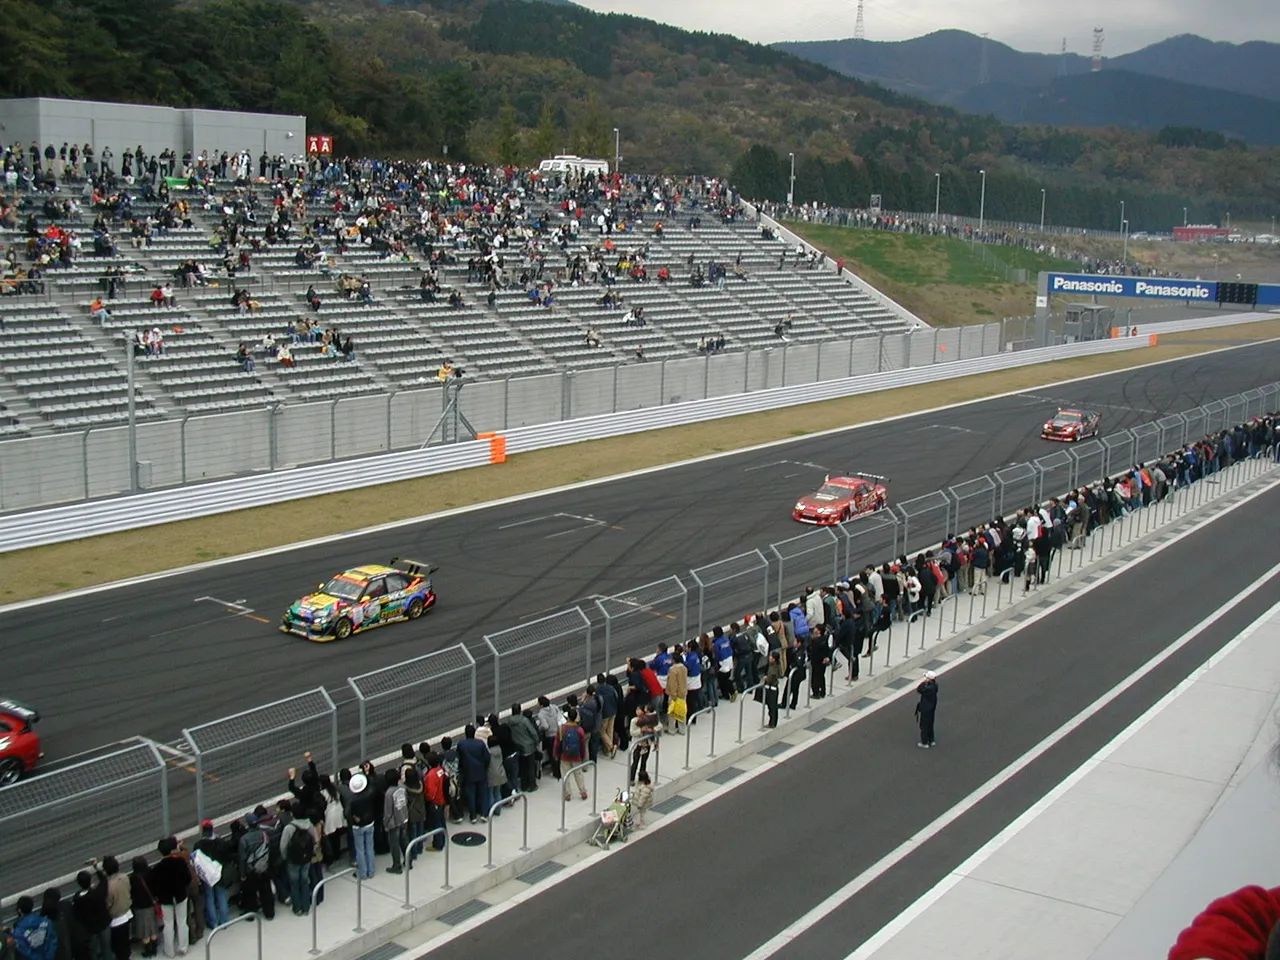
[0,98,304,166]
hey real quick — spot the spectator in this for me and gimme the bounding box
[534,696,563,781]
[503,704,541,792]
[422,754,448,851]
[593,679,619,759]
[319,778,346,867]
[915,670,939,748]
[147,840,189,958]
[630,771,655,830]
[485,734,508,813]
[763,650,784,728]
[193,820,231,929]
[346,773,377,880]
[236,813,275,920]
[5,895,57,960]
[279,801,317,914]
[128,859,159,957]
[70,862,111,960]
[382,768,408,875]
[665,650,688,735]
[102,856,132,960]
[403,767,428,867]
[235,342,255,372]
[457,724,492,823]
[628,703,661,784]
[554,707,589,801]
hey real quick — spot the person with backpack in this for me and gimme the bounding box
[5,895,57,960]
[280,801,317,915]
[237,813,275,920]
[193,820,232,929]
[554,707,589,801]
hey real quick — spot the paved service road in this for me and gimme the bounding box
[5,340,1280,766]
[418,471,1280,960]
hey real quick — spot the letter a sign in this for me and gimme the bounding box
[306,134,334,156]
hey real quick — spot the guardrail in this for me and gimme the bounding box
[0,333,1163,553]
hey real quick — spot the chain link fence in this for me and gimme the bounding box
[481,608,592,717]
[1101,432,1136,478]
[183,689,337,822]
[0,741,170,897]
[595,577,690,670]
[838,510,901,574]
[995,463,1038,516]
[1071,440,1107,487]
[896,492,953,556]
[347,645,476,760]
[949,476,998,533]
[769,527,840,609]
[688,551,770,636]
[1034,451,1074,504]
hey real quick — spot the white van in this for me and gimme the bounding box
[537,155,610,176]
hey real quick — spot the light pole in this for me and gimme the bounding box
[788,152,795,207]
[934,172,940,219]
[1039,188,1046,232]
[1119,200,1125,232]
[977,169,986,235]
[1183,207,1188,226]
[612,127,620,175]
[1122,219,1129,262]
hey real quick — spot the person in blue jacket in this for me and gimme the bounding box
[683,643,703,715]
[6,895,57,960]
[788,602,811,641]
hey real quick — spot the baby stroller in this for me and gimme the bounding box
[589,788,633,850]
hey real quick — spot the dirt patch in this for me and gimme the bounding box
[6,319,1280,605]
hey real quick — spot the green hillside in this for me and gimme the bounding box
[3,0,1279,229]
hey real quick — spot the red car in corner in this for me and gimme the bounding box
[1041,408,1101,442]
[793,474,889,525]
[0,699,42,786]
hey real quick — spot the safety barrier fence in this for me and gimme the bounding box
[2,382,1278,902]
[5,307,1275,549]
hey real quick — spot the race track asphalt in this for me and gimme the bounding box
[417,464,1280,960]
[5,339,1280,773]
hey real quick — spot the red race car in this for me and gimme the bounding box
[0,699,42,785]
[793,474,889,525]
[1041,408,1101,442]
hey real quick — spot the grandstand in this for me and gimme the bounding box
[0,173,914,436]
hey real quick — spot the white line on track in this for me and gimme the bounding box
[4,337,1277,616]
[398,472,1280,960]
[745,561,1280,960]
[842,590,1280,960]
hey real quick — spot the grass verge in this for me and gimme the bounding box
[6,320,1280,606]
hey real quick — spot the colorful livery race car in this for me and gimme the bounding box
[793,474,889,525]
[0,699,42,786]
[281,558,438,641]
[1041,408,1101,442]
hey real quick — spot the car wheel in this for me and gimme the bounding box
[334,617,353,640]
[406,597,425,620]
[0,758,23,786]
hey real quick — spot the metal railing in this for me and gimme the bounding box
[205,911,262,960]
[558,761,599,832]
[309,868,357,956]
[485,793,530,869]
[4,387,1278,903]
[403,827,450,906]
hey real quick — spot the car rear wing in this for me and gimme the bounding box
[825,472,890,484]
[391,557,438,577]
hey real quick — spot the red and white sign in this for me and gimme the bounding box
[306,134,334,156]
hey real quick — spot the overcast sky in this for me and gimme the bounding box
[575,0,1271,56]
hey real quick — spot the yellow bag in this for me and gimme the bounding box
[669,696,688,721]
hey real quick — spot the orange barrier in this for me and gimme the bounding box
[1110,327,1121,338]
[476,433,507,464]
[1149,334,1159,346]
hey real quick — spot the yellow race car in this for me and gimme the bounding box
[280,558,437,641]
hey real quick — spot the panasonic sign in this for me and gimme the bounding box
[1046,273,1218,302]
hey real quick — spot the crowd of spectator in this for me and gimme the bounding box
[1,408,1274,958]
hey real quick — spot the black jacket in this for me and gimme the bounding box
[72,873,111,934]
[915,679,939,715]
[146,856,190,905]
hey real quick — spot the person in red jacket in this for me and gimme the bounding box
[1169,885,1280,960]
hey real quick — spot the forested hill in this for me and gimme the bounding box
[2,0,1278,229]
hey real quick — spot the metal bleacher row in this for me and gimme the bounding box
[0,182,912,436]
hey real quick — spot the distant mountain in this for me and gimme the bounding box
[952,70,1280,146]
[1112,34,1280,103]
[773,31,1280,127]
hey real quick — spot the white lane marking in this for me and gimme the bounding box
[398,473,1280,960]
[749,558,1280,960]
[497,512,608,537]
[4,337,1278,615]
[193,596,253,614]
[845,589,1280,960]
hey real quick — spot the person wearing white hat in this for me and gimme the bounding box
[915,671,939,748]
[346,773,377,879]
